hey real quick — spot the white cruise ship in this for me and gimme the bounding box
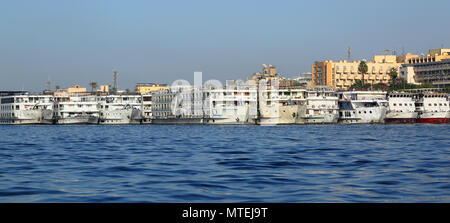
[151,88,204,124]
[258,86,307,125]
[0,94,53,124]
[53,96,99,124]
[206,82,258,125]
[338,91,388,124]
[91,95,142,124]
[415,92,449,124]
[141,94,153,124]
[302,86,339,124]
[385,92,419,124]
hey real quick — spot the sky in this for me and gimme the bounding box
[1,0,449,92]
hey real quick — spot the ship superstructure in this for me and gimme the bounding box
[385,92,419,124]
[53,95,99,124]
[338,91,388,124]
[302,86,339,124]
[0,94,53,124]
[93,95,142,124]
[416,92,449,124]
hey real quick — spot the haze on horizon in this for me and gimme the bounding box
[0,0,449,92]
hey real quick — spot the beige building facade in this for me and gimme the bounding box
[400,49,450,86]
[135,83,169,95]
[312,55,402,90]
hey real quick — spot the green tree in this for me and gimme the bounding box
[358,61,368,86]
[388,67,398,85]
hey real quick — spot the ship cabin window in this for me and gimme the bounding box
[399,103,402,106]
[16,105,19,110]
[393,103,396,106]
[439,103,442,106]
[434,103,437,106]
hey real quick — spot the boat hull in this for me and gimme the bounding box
[416,118,449,124]
[385,118,417,124]
[56,116,93,124]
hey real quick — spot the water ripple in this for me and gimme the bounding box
[0,124,449,202]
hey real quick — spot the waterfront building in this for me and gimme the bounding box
[135,83,169,95]
[312,55,402,90]
[53,85,89,97]
[397,49,450,86]
[94,85,110,95]
[400,53,450,87]
[250,64,278,81]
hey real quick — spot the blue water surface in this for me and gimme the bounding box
[0,125,449,202]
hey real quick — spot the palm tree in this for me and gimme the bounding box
[358,61,368,86]
[89,82,98,93]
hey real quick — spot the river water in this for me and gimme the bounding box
[0,124,449,202]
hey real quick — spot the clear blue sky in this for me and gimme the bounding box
[1,0,449,92]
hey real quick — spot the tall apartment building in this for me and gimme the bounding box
[312,55,403,90]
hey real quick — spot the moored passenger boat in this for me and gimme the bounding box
[385,92,419,124]
[257,86,306,125]
[207,85,258,125]
[53,96,99,124]
[93,95,142,124]
[0,94,53,124]
[416,92,449,124]
[302,86,339,124]
[338,91,388,124]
